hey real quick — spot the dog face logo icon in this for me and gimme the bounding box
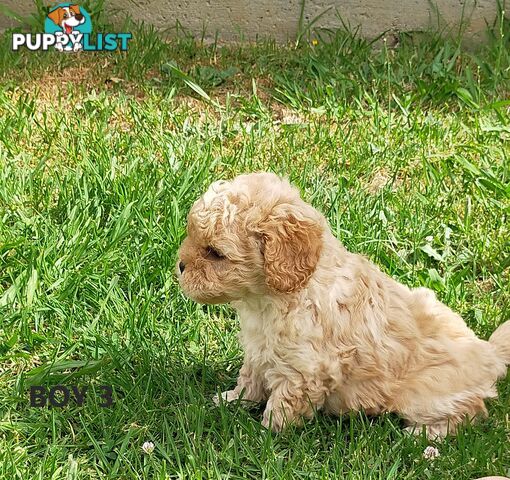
[44,3,92,51]
[48,5,86,35]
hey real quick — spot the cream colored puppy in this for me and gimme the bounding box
[177,172,510,438]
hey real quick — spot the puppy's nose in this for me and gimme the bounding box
[179,261,185,274]
[75,13,84,21]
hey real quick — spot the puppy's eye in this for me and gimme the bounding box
[205,246,224,260]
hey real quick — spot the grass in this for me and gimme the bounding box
[0,10,510,479]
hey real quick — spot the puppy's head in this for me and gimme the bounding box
[177,172,324,304]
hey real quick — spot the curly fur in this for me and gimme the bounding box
[257,203,323,293]
[177,172,510,438]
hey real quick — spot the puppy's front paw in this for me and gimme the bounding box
[212,389,239,406]
[261,408,284,432]
[404,423,448,440]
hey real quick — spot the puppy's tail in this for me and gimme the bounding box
[489,320,510,365]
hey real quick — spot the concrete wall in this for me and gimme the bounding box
[0,1,505,43]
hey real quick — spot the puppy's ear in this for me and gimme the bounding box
[48,7,64,26]
[258,203,323,293]
[70,5,81,15]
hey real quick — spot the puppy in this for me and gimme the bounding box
[177,172,510,438]
[47,5,85,52]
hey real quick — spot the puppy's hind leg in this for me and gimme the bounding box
[402,395,488,440]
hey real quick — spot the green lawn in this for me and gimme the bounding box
[0,15,509,480]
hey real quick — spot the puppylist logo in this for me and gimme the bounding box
[12,3,132,52]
